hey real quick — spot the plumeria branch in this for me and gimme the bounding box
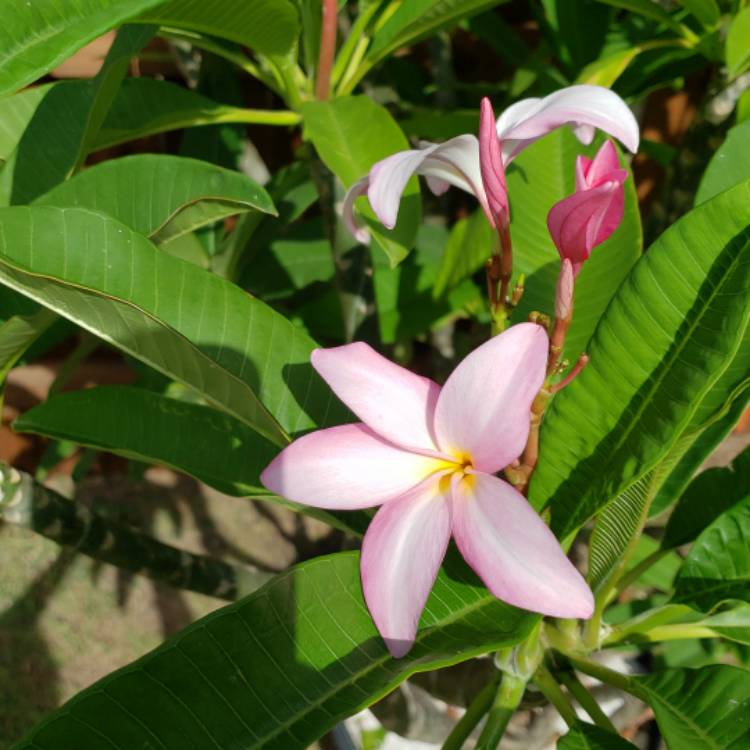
[315,0,338,100]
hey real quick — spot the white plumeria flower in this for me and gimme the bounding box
[342,85,639,242]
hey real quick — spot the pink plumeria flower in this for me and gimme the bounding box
[547,140,627,274]
[343,84,639,241]
[261,324,594,658]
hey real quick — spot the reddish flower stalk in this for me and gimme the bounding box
[315,0,338,101]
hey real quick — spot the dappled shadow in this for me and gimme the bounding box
[0,549,74,746]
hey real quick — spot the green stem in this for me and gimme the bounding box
[441,676,499,750]
[0,462,272,600]
[474,672,528,750]
[47,332,99,397]
[558,670,617,733]
[272,57,305,110]
[565,655,635,695]
[211,107,302,126]
[608,623,718,644]
[533,665,578,729]
[613,548,670,598]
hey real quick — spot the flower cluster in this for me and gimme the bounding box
[264,85,638,657]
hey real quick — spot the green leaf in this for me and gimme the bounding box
[650,394,750,518]
[676,0,720,27]
[691,602,750,645]
[508,129,642,360]
[433,209,494,298]
[0,25,154,205]
[372,224,482,343]
[12,551,536,750]
[696,120,750,206]
[0,205,344,444]
[673,496,750,611]
[0,0,164,97]
[635,666,750,749]
[590,0,685,34]
[529,179,750,541]
[727,7,750,79]
[576,47,644,87]
[139,0,300,56]
[15,386,277,495]
[558,723,637,749]
[92,77,300,151]
[366,0,508,64]
[301,95,421,266]
[34,154,276,245]
[662,445,750,550]
[0,86,49,163]
[0,306,57,385]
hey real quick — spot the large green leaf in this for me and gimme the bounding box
[662,445,750,550]
[591,0,685,34]
[558,723,637,749]
[727,7,750,79]
[366,0,508,64]
[634,666,750,749]
[0,0,164,97]
[35,154,276,244]
[673,496,750,611]
[529,180,750,540]
[508,128,642,361]
[0,206,344,443]
[11,551,535,750]
[0,25,154,205]
[301,95,421,267]
[15,386,277,495]
[139,0,299,56]
[695,119,750,206]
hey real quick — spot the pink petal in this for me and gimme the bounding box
[584,140,625,186]
[451,472,594,619]
[361,475,452,658]
[497,85,639,162]
[547,181,624,269]
[312,343,441,452]
[341,176,371,243]
[479,97,508,229]
[433,323,548,473]
[366,136,487,230]
[260,423,444,510]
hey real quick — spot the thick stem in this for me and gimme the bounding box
[565,654,635,695]
[533,665,578,729]
[474,672,527,750]
[0,462,271,600]
[315,0,338,100]
[441,676,500,750]
[558,669,617,733]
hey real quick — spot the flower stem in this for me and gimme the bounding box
[474,671,527,750]
[441,676,499,750]
[533,665,578,729]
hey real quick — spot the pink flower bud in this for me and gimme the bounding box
[555,258,574,322]
[479,97,509,229]
[547,140,627,274]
